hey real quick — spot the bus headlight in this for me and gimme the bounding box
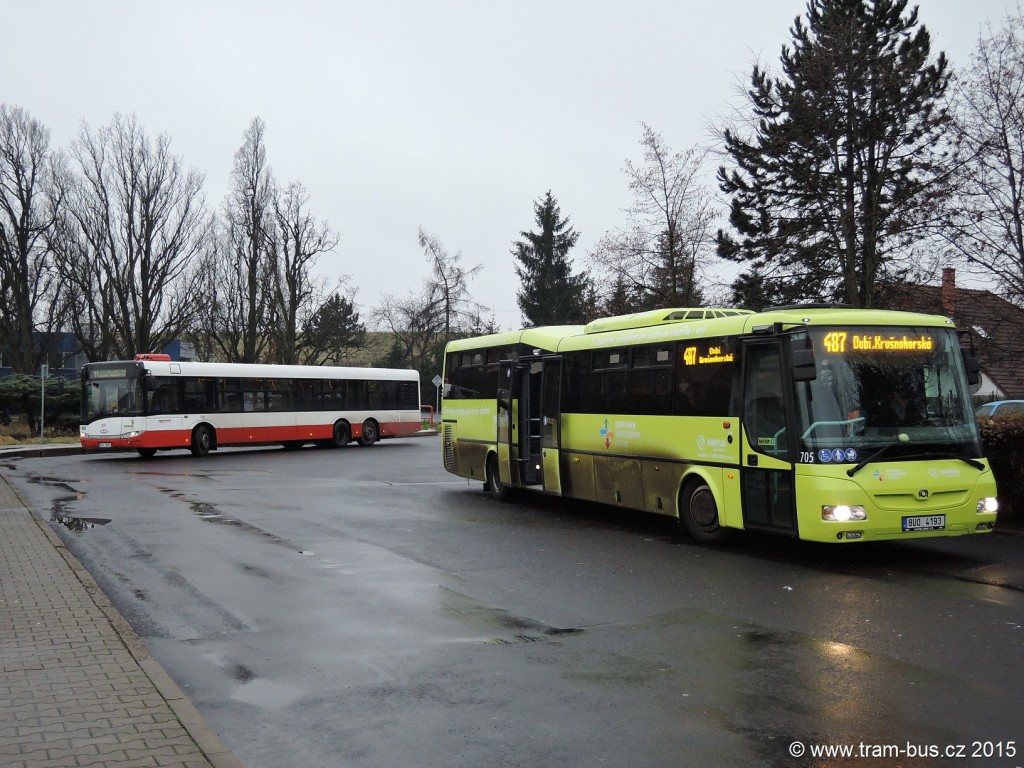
[822,504,867,522]
[977,497,998,514]
[120,430,141,439]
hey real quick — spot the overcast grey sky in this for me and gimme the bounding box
[5,0,1015,327]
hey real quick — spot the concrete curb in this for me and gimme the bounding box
[3,474,245,768]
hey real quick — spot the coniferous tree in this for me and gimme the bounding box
[717,0,952,308]
[514,191,590,326]
[300,292,366,365]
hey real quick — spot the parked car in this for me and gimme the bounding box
[975,399,1024,418]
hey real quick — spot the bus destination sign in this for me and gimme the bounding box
[682,344,735,366]
[822,332,934,354]
[91,367,130,380]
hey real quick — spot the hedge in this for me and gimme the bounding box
[978,415,1024,527]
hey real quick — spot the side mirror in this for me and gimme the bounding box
[957,329,981,387]
[963,353,981,387]
[497,388,511,412]
[790,339,817,382]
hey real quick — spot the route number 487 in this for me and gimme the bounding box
[823,332,848,353]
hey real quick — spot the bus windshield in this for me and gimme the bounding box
[792,326,982,459]
[83,375,144,423]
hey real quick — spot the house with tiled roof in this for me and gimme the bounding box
[885,269,1024,401]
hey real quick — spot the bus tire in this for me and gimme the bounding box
[331,421,351,448]
[190,425,214,457]
[358,419,378,446]
[137,448,157,459]
[679,479,730,544]
[486,453,511,501]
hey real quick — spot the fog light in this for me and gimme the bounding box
[977,497,998,514]
[822,504,867,522]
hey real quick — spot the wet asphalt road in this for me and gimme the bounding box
[5,438,1023,768]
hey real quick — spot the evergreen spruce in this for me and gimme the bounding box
[717,0,951,308]
[513,191,590,326]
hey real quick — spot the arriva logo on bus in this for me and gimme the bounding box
[696,434,728,459]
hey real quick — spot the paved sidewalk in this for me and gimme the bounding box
[0,474,243,768]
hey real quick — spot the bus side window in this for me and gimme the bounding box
[152,385,179,414]
[219,379,242,412]
[184,378,214,412]
[743,347,786,452]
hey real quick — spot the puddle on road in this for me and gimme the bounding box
[440,586,584,645]
[28,473,83,496]
[231,678,307,710]
[50,499,110,532]
[187,500,290,546]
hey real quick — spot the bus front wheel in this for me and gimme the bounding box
[137,448,157,459]
[358,419,379,446]
[190,425,213,457]
[679,480,729,544]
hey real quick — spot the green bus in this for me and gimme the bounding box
[440,306,999,544]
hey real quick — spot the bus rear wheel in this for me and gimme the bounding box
[190,425,213,457]
[486,454,511,501]
[679,479,729,544]
[358,419,379,446]
[331,421,350,448]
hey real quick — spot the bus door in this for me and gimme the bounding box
[497,361,515,487]
[497,356,563,492]
[740,341,798,534]
[539,357,562,495]
[145,377,185,439]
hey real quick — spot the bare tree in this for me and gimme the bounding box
[374,285,447,375]
[374,229,480,379]
[270,181,339,364]
[589,123,717,312]
[187,227,244,361]
[194,120,343,364]
[0,104,65,373]
[416,228,481,348]
[53,114,211,361]
[945,10,1024,301]
[195,118,276,363]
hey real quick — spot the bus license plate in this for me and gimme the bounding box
[99,442,112,448]
[903,514,945,532]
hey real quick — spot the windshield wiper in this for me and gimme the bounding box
[847,441,899,477]
[847,439,985,477]
[911,450,986,471]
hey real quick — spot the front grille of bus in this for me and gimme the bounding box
[443,424,455,470]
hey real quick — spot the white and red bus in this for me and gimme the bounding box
[80,354,423,458]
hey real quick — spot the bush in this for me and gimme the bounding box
[978,415,1024,527]
[0,374,81,438]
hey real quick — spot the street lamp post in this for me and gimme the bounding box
[40,363,48,438]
